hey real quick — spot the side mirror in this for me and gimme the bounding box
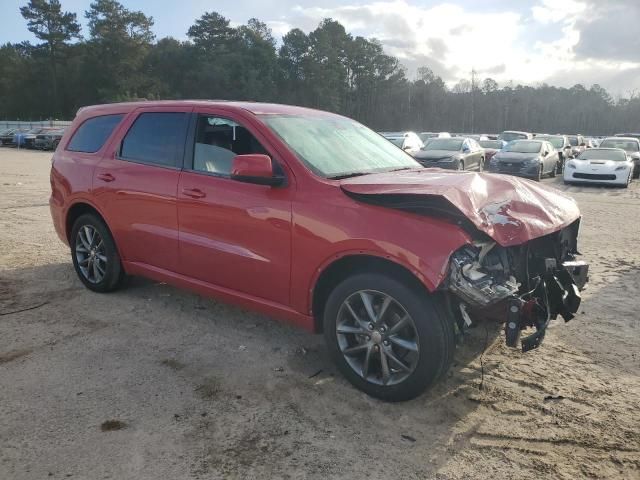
[462,146,470,153]
[230,154,284,186]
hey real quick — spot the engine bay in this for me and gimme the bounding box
[445,219,589,351]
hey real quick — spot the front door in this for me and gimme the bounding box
[177,111,293,306]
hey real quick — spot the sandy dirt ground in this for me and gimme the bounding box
[0,148,639,480]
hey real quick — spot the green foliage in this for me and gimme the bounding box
[3,5,640,133]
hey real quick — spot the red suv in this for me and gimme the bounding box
[50,101,588,401]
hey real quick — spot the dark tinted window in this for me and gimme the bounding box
[120,112,188,167]
[67,114,123,153]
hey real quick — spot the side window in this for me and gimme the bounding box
[192,115,269,175]
[120,112,188,167]
[67,114,124,153]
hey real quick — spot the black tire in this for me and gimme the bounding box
[478,157,484,172]
[70,213,124,293]
[323,273,453,402]
[535,164,543,181]
[634,167,640,179]
[458,160,464,171]
[551,161,557,178]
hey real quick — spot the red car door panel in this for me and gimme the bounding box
[92,106,191,273]
[177,111,293,306]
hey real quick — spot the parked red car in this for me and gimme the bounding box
[50,101,588,401]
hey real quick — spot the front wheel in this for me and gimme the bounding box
[323,273,453,401]
[478,157,485,172]
[535,164,543,181]
[71,214,124,293]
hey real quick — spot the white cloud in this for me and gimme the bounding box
[290,1,522,81]
[264,0,640,93]
[531,0,586,24]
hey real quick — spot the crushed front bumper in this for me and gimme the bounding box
[446,235,589,352]
[504,260,588,352]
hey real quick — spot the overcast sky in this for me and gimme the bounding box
[2,0,639,96]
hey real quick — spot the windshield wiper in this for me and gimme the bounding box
[328,172,371,180]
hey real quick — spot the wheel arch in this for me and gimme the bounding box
[65,201,116,248]
[310,254,433,333]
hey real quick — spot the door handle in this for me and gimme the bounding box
[97,173,115,182]
[182,188,206,199]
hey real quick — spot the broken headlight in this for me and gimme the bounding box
[447,243,519,307]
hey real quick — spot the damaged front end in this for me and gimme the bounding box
[445,219,589,352]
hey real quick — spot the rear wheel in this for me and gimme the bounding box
[323,273,452,401]
[458,160,464,171]
[71,214,124,293]
[551,161,557,177]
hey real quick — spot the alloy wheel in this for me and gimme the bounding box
[75,225,107,284]
[335,290,420,386]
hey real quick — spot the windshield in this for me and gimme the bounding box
[479,140,503,149]
[568,136,578,146]
[537,136,564,148]
[419,133,437,141]
[387,137,405,147]
[261,115,420,178]
[500,132,527,142]
[424,138,463,151]
[600,138,639,152]
[504,140,542,154]
[577,149,627,161]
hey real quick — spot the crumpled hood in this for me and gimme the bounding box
[340,169,580,247]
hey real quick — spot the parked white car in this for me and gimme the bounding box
[564,148,633,187]
[379,131,425,156]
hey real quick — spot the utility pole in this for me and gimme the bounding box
[471,68,476,134]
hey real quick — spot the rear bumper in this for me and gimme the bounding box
[49,196,68,246]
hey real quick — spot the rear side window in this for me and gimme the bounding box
[120,112,188,167]
[67,114,124,153]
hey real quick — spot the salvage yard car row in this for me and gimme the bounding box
[0,126,66,150]
[380,129,640,187]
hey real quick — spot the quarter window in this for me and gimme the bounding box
[192,115,270,175]
[67,114,124,153]
[120,112,188,167]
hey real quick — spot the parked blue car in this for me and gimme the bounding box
[13,128,56,148]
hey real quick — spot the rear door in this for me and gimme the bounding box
[93,106,191,273]
[176,109,294,305]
